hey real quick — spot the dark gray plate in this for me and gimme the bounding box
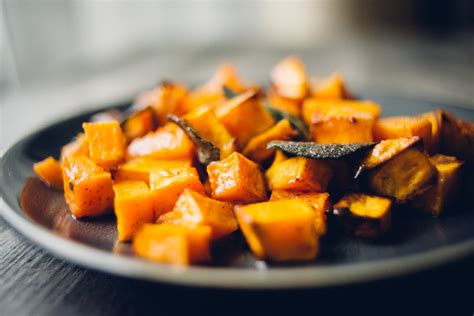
[1,94,473,288]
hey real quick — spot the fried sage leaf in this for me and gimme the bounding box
[168,114,220,164]
[267,140,376,159]
[223,85,239,99]
[264,102,311,141]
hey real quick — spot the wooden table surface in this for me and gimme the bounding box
[1,36,474,314]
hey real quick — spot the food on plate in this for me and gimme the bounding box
[31,57,471,266]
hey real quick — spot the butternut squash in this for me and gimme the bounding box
[242,119,298,163]
[235,199,319,261]
[33,156,63,190]
[113,181,154,241]
[127,123,195,160]
[267,88,302,117]
[133,224,212,265]
[158,189,237,240]
[270,190,330,236]
[270,56,308,100]
[418,110,442,154]
[122,107,158,141]
[62,156,114,218]
[114,158,192,183]
[214,89,275,147]
[439,110,474,163]
[207,152,267,204]
[149,167,205,217]
[60,133,89,161]
[83,121,126,168]
[309,72,351,100]
[266,156,333,192]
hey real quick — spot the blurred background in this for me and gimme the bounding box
[1,0,473,149]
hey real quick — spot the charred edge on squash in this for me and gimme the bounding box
[167,114,220,165]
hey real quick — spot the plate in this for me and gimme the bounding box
[1,94,474,288]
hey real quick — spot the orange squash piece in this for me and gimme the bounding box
[266,156,333,192]
[83,121,126,168]
[207,152,267,204]
[214,89,275,147]
[267,88,302,117]
[310,72,351,100]
[33,156,63,190]
[242,119,298,163]
[62,156,114,218]
[149,167,205,217]
[302,99,381,144]
[439,110,474,163]
[122,107,158,141]
[183,106,236,158]
[373,115,433,151]
[127,123,195,160]
[235,199,319,261]
[418,111,442,154]
[270,190,330,236]
[158,189,238,240]
[114,158,192,183]
[60,133,89,161]
[133,224,212,265]
[113,181,154,241]
[270,56,309,100]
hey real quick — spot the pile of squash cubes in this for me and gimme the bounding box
[33,56,473,265]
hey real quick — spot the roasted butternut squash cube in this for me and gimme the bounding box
[267,88,302,117]
[236,200,318,261]
[270,190,330,236]
[270,56,309,100]
[149,167,205,216]
[302,99,381,144]
[242,119,298,163]
[266,156,333,192]
[373,115,433,151]
[158,189,237,239]
[183,106,236,158]
[207,152,267,204]
[127,123,195,160]
[309,72,351,100]
[133,224,212,265]
[122,107,158,141]
[33,157,63,190]
[368,146,436,203]
[115,158,192,183]
[60,133,89,161]
[412,155,463,216]
[62,156,114,218]
[83,121,126,168]
[418,111,442,154]
[440,110,474,163]
[215,89,275,147]
[113,181,154,241]
[333,193,392,238]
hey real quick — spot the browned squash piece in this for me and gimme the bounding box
[134,81,189,123]
[373,115,433,151]
[113,181,154,241]
[412,155,464,216]
[270,190,330,236]
[267,88,302,117]
[214,89,275,147]
[235,199,318,261]
[122,107,158,141]
[158,189,237,240]
[133,224,212,265]
[266,156,333,192]
[33,157,63,190]
[242,119,298,163]
[207,152,267,204]
[270,56,308,100]
[83,121,126,168]
[418,110,442,154]
[183,106,236,158]
[60,133,89,161]
[114,158,192,183]
[127,123,195,160]
[368,145,436,203]
[62,156,114,218]
[309,72,351,100]
[149,167,205,217]
[185,63,248,112]
[439,110,474,163]
[302,99,381,144]
[333,193,392,238]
